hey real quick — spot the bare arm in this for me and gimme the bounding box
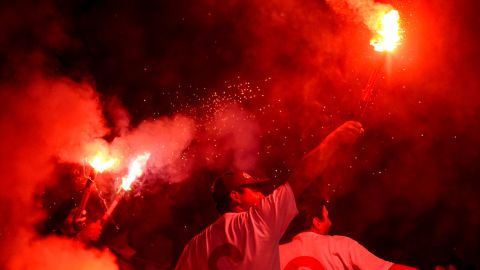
[288,121,364,198]
[389,264,419,270]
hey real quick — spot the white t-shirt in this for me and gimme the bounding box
[280,232,394,270]
[175,183,298,270]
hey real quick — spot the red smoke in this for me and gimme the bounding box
[109,114,195,183]
[1,0,480,268]
[198,103,261,172]
[8,234,118,270]
[0,74,117,269]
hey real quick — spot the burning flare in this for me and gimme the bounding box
[369,9,402,52]
[88,151,118,173]
[120,152,151,191]
[101,152,151,224]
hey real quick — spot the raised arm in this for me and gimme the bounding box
[288,121,364,198]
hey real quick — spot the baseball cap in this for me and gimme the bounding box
[211,171,270,200]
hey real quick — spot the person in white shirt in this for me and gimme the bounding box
[280,202,418,270]
[175,121,364,270]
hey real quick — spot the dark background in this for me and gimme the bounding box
[0,0,479,269]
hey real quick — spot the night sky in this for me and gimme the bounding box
[1,0,479,269]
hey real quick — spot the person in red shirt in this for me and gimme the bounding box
[175,121,364,270]
[280,202,418,270]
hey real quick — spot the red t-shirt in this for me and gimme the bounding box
[175,183,298,270]
[280,232,394,270]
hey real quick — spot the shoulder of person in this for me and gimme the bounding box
[329,235,357,244]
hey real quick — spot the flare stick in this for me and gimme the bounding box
[77,170,97,217]
[101,189,125,224]
[356,57,385,120]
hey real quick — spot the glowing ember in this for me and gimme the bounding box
[88,151,118,173]
[120,152,151,191]
[369,9,402,52]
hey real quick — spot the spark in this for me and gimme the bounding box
[121,152,151,191]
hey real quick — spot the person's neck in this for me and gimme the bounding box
[310,227,329,235]
[231,205,246,213]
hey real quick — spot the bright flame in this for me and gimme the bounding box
[120,152,151,191]
[88,151,118,173]
[370,9,402,52]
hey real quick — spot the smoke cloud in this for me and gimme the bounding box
[110,114,195,184]
[325,0,395,29]
[196,103,261,172]
[8,231,118,270]
[1,0,480,269]
[0,74,118,268]
[0,70,198,269]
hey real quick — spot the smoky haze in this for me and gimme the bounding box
[0,0,479,269]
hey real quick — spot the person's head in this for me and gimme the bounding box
[211,171,268,214]
[281,201,331,242]
[309,204,331,235]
